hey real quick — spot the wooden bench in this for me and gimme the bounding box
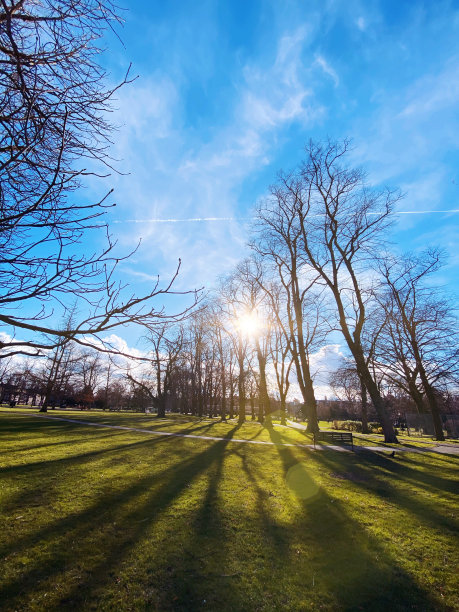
[314,431,354,450]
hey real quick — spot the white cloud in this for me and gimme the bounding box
[268,343,346,401]
[100,23,328,294]
[310,344,345,381]
[314,55,339,87]
[398,60,459,119]
[351,57,459,189]
[356,16,366,31]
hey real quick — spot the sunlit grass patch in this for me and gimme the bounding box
[1,410,458,611]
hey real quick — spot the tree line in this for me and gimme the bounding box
[4,140,458,443]
[123,140,458,443]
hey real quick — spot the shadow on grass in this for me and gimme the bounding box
[0,429,132,457]
[266,426,445,611]
[0,429,243,610]
[310,449,458,534]
[314,452,458,535]
[0,433,170,479]
[150,424,248,611]
[0,415,455,611]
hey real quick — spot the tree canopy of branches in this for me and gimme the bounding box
[255,139,401,442]
[375,249,459,441]
[0,0,195,359]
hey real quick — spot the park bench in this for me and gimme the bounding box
[313,431,354,450]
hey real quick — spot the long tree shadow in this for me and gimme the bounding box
[0,436,174,554]
[310,449,458,534]
[2,415,455,611]
[236,444,291,553]
[0,434,172,479]
[360,450,459,495]
[0,430,133,458]
[148,424,246,611]
[266,426,446,611]
[0,432,240,610]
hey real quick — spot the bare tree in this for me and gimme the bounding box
[267,284,293,426]
[256,139,401,442]
[376,249,459,440]
[231,259,276,426]
[206,302,233,421]
[75,349,103,408]
[329,359,370,431]
[0,0,197,358]
[220,262,277,425]
[252,202,327,434]
[38,338,76,410]
[128,323,185,417]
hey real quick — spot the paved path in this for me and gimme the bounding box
[14,412,318,449]
[6,411,459,455]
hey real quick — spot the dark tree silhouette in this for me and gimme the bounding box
[256,139,401,442]
[376,249,459,441]
[0,0,196,358]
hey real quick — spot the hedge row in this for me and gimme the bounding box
[332,420,385,434]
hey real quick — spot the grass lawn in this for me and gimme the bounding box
[1,409,458,611]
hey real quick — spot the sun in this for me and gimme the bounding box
[236,311,262,337]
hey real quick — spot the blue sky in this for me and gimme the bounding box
[79,0,459,365]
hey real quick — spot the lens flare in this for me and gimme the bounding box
[286,463,320,500]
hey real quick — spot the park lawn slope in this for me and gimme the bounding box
[0,411,458,611]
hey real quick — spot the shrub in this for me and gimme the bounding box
[332,420,398,436]
[332,420,363,432]
[368,422,383,434]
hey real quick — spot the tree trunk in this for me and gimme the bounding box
[280,397,287,425]
[237,340,245,424]
[361,369,397,442]
[419,375,445,441]
[407,378,427,414]
[344,337,398,442]
[304,375,319,433]
[360,380,369,434]
[157,395,166,418]
[220,382,227,422]
[258,398,264,423]
[238,375,246,423]
[409,336,445,441]
[257,349,271,427]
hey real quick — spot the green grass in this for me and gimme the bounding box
[1,409,458,611]
[298,419,459,448]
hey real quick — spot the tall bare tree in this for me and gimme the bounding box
[376,249,459,440]
[256,139,401,442]
[128,323,185,417]
[252,204,326,434]
[231,259,276,425]
[218,275,254,424]
[267,284,293,426]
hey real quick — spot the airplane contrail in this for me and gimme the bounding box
[112,209,459,223]
[113,217,249,223]
[395,209,459,214]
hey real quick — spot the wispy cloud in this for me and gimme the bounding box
[314,55,339,87]
[356,16,366,31]
[101,21,329,291]
[85,1,459,327]
[398,59,459,119]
